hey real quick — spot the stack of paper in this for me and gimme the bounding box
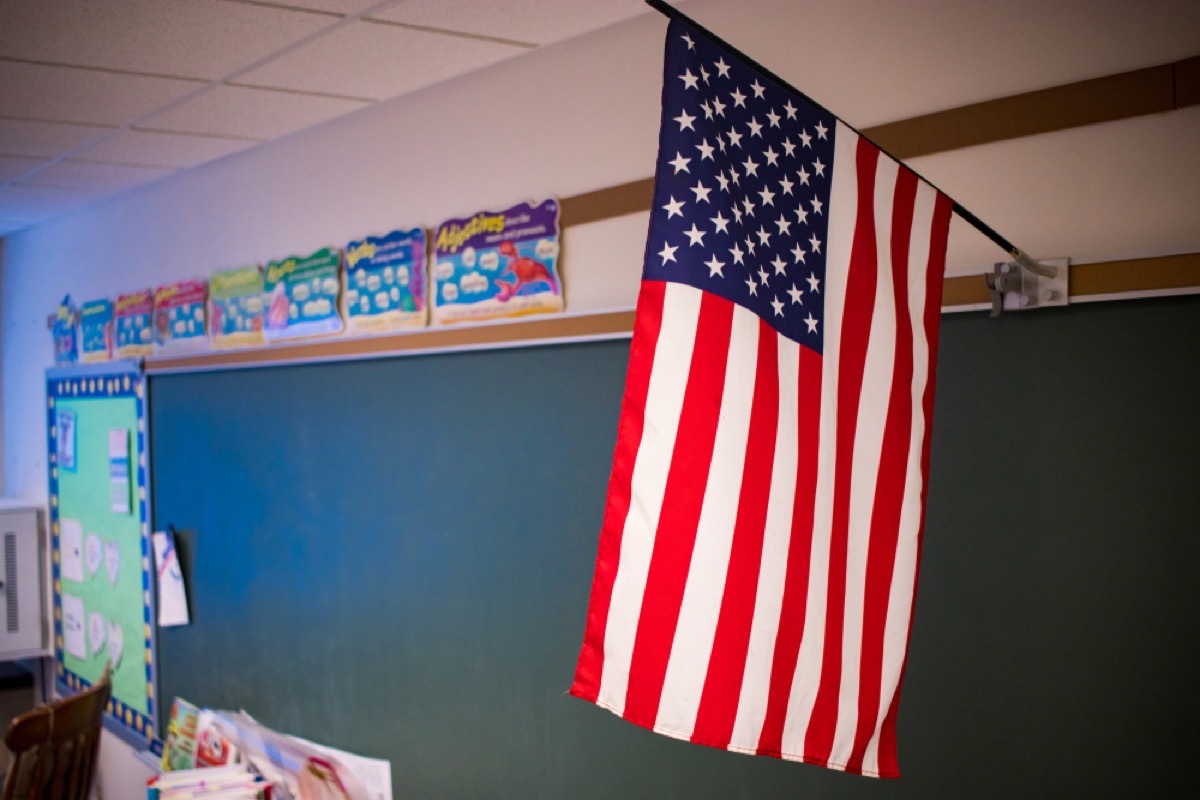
[147,764,271,798]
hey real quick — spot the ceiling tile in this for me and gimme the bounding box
[0,155,51,182]
[76,130,256,169]
[264,0,384,14]
[236,20,524,101]
[0,61,202,126]
[0,0,336,81]
[0,119,116,159]
[21,160,176,192]
[140,85,371,139]
[368,0,649,45]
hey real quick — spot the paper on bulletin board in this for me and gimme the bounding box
[109,428,131,514]
[153,529,190,627]
[62,593,88,659]
[56,409,77,471]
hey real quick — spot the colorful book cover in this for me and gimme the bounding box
[263,247,344,341]
[115,289,154,358]
[194,709,240,769]
[154,279,209,352]
[431,199,563,324]
[343,228,427,333]
[52,295,79,365]
[162,697,201,771]
[209,265,266,349]
[80,298,114,362]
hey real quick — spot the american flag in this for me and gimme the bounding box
[570,18,952,778]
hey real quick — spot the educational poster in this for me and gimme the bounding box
[115,290,154,358]
[154,280,208,352]
[47,362,156,745]
[263,247,344,341]
[343,228,427,333]
[52,295,79,365]
[80,299,115,363]
[431,199,563,324]
[209,265,266,349]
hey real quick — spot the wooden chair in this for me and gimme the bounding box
[1,668,111,800]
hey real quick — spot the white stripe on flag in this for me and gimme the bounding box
[829,154,901,767]
[599,282,703,715]
[780,121,860,754]
[657,303,761,736]
[859,181,938,774]
[727,333,800,750]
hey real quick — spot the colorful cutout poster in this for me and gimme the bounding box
[48,362,157,745]
[209,265,266,349]
[264,247,344,341]
[431,199,563,324]
[80,299,115,363]
[154,280,208,352]
[52,295,79,365]
[343,228,427,333]
[115,290,154,358]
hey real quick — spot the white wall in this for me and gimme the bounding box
[0,11,674,797]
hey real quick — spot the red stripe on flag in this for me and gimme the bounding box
[844,168,919,774]
[873,192,953,776]
[571,280,668,703]
[804,138,881,763]
[755,343,823,757]
[622,292,735,727]
[689,318,780,749]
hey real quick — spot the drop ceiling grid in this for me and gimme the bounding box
[0,0,338,81]
[0,0,410,231]
[233,20,530,101]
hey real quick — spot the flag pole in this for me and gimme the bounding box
[643,0,1055,278]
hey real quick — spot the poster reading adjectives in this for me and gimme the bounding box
[263,248,344,341]
[432,199,563,324]
[154,280,208,352]
[209,265,266,349]
[115,290,154,358]
[343,228,427,333]
[80,299,115,363]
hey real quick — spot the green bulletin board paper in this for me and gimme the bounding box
[48,364,155,744]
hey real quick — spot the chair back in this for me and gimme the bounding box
[2,669,111,800]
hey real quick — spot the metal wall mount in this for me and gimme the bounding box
[985,257,1069,316]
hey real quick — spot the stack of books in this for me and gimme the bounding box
[147,764,272,798]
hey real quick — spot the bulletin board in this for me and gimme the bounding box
[47,361,157,745]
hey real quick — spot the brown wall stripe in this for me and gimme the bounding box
[144,58,1200,373]
[145,254,1197,374]
[558,54,1199,224]
[1175,55,1200,108]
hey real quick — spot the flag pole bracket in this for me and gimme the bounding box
[984,257,1069,317]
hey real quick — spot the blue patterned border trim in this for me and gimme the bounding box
[46,361,157,746]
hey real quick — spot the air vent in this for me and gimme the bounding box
[4,532,17,632]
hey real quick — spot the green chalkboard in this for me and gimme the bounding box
[151,296,1200,798]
